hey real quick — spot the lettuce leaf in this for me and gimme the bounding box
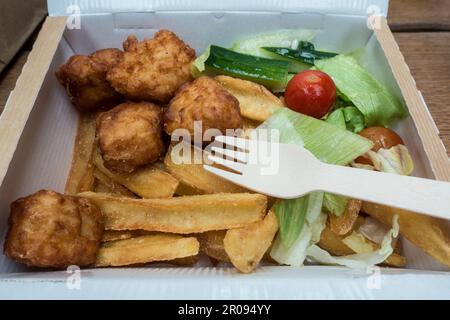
[260,108,373,166]
[315,55,407,127]
[326,106,365,133]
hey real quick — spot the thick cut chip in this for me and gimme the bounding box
[101,230,151,242]
[165,145,247,195]
[329,199,362,235]
[94,150,178,198]
[80,192,267,234]
[362,202,450,267]
[65,113,97,194]
[93,169,137,198]
[224,210,279,273]
[197,230,230,262]
[215,75,284,122]
[95,234,199,267]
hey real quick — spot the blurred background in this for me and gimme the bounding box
[0,0,448,153]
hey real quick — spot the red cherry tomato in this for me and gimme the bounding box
[285,70,337,119]
[356,127,404,165]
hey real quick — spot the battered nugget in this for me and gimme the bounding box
[96,102,164,173]
[164,76,243,138]
[4,190,103,269]
[56,48,124,112]
[107,30,196,103]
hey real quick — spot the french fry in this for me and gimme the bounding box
[101,230,150,242]
[169,255,199,267]
[224,210,279,273]
[80,192,267,234]
[65,113,97,194]
[94,150,179,198]
[362,202,450,267]
[318,222,406,268]
[215,75,284,122]
[95,234,199,267]
[93,169,137,198]
[329,199,362,235]
[197,230,230,262]
[165,145,247,195]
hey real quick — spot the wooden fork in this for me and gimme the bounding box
[204,136,450,220]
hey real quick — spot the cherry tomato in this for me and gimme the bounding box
[356,127,404,165]
[285,70,336,119]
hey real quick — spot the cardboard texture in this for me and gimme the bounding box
[0,0,449,299]
[0,0,48,73]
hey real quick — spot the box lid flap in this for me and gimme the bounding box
[47,0,389,17]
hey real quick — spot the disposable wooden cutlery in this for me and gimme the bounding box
[204,136,450,220]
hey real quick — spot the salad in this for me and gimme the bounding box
[192,29,445,270]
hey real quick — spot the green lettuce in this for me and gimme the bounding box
[326,106,365,133]
[315,55,407,127]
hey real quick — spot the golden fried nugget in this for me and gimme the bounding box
[56,49,124,112]
[4,190,104,268]
[107,30,195,103]
[96,102,165,173]
[164,76,243,138]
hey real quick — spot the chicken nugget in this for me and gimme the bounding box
[96,102,165,173]
[4,190,104,269]
[107,30,195,103]
[56,48,124,112]
[164,76,243,138]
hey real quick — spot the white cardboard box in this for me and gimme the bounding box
[0,0,449,299]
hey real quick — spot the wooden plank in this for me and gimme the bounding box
[394,32,450,156]
[389,0,450,31]
[375,18,450,181]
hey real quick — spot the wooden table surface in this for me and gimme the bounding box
[1,0,449,155]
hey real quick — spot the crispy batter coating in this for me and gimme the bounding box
[4,190,104,269]
[96,102,165,173]
[56,48,124,112]
[164,76,243,137]
[107,30,196,103]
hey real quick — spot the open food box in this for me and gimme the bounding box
[0,0,449,299]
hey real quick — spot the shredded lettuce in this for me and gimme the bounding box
[306,215,400,270]
[315,55,407,127]
[367,145,414,175]
[271,204,326,267]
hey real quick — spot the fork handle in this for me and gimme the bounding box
[319,164,450,220]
